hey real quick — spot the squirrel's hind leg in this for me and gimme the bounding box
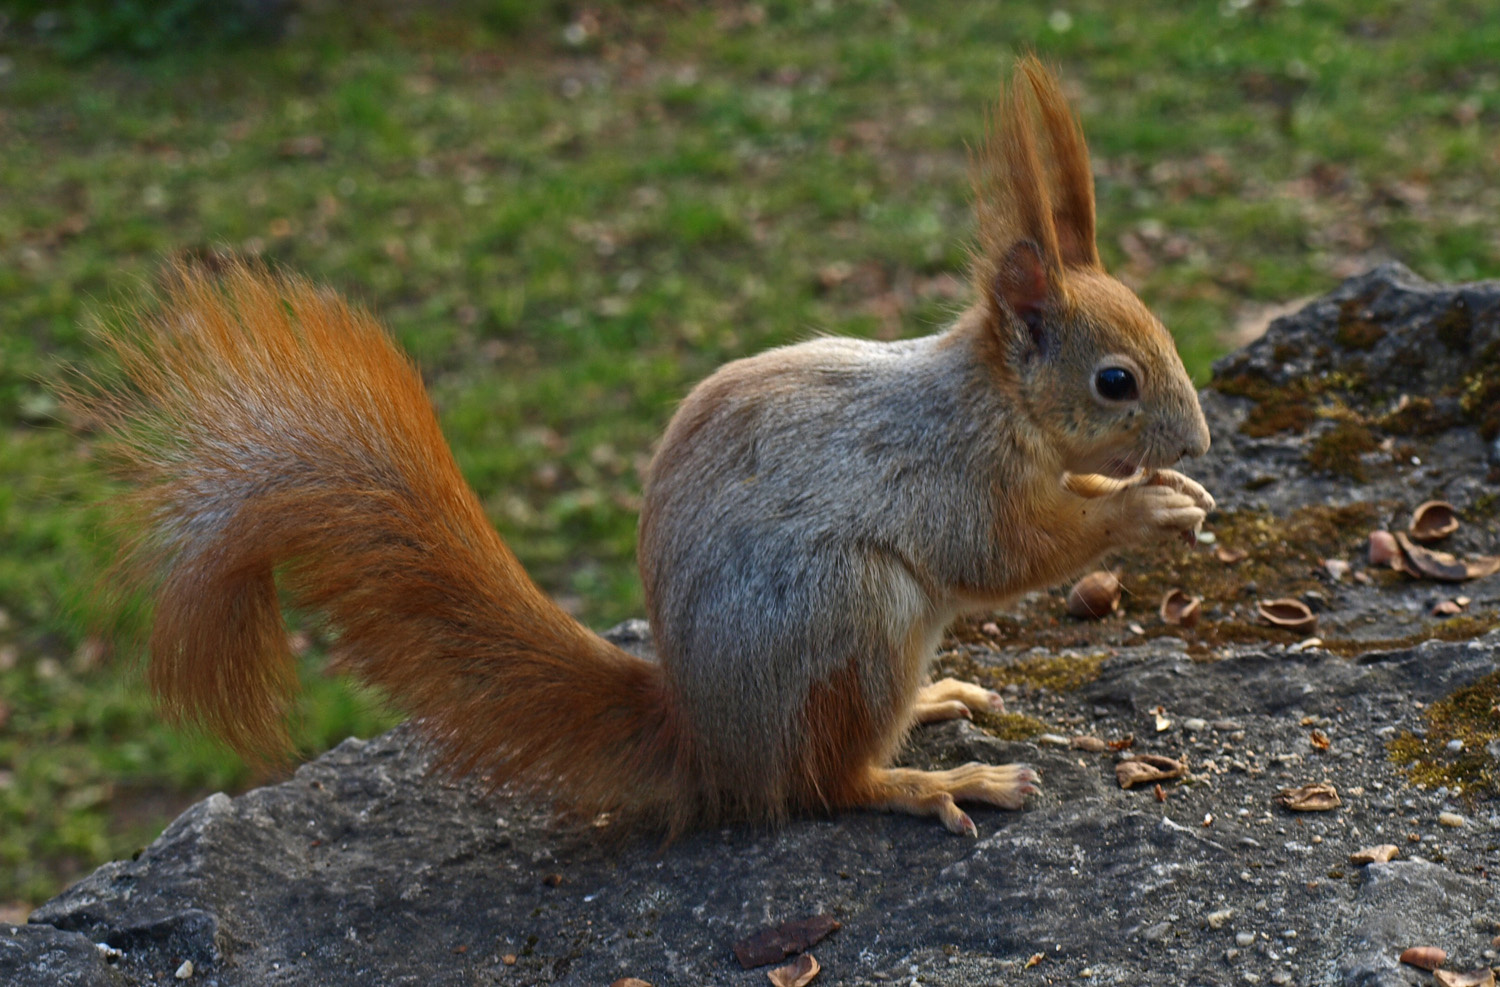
[846,763,1039,837]
[911,678,1005,724]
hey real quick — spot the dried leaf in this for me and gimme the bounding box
[1107,734,1136,752]
[1309,729,1330,751]
[1408,500,1459,543]
[1348,844,1399,865]
[1257,598,1317,633]
[1116,754,1187,790]
[1067,571,1121,619]
[1159,589,1201,627]
[1399,946,1447,971]
[1432,599,1463,617]
[1275,782,1340,811]
[734,916,841,969]
[767,954,820,987]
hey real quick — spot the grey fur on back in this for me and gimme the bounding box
[639,318,1034,806]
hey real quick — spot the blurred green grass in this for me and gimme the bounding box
[2,0,1498,905]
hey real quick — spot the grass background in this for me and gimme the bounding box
[2,0,1498,909]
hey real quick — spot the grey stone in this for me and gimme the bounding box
[6,264,1500,985]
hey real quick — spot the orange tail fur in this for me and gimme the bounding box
[75,261,687,826]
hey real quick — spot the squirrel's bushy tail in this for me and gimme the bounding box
[76,261,689,827]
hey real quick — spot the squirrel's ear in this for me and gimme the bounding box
[1020,58,1101,270]
[992,239,1056,355]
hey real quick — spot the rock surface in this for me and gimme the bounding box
[4,264,1499,986]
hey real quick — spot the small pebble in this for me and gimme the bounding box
[1438,812,1466,828]
[1447,739,1464,753]
[1037,733,1070,747]
[1213,720,1244,732]
[1184,717,1208,733]
[1236,932,1256,947]
[1206,908,1235,929]
[1272,972,1292,986]
[175,960,194,980]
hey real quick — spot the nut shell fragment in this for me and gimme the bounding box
[1395,531,1500,581]
[1159,589,1202,627]
[1257,598,1317,633]
[1408,500,1459,543]
[1115,754,1187,790]
[767,954,820,987]
[1067,571,1121,620]
[1348,844,1398,865]
[1368,530,1400,567]
[1215,545,1248,565]
[1399,946,1446,971]
[1063,471,1142,499]
[1434,968,1497,987]
[1275,782,1340,811]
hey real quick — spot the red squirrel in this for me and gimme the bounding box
[76,58,1211,838]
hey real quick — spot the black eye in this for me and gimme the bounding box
[1095,367,1138,402]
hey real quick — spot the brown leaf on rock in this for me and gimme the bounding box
[1159,589,1201,627]
[1257,598,1317,633]
[1309,729,1330,750]
[1409,500,1460,543]
[1348,844,1399,865]
[734,915,841,969]
[1107,734,1136,752]
[1399,946,1447,971]
[1116,754,1187,790]
[767,954,819,987]
[1275,782,1340,811]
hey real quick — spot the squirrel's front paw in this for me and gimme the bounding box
[1147,469,1215,513]
[1120,477,1209,546]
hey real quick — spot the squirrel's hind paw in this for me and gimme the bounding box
[854,763,1040,837]
[913,677,1005,724]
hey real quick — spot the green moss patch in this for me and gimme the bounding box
[1306,421,1380,481]
[1388,670,1500,796]
[934,649,1109,694]
[971,711,1051,741]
